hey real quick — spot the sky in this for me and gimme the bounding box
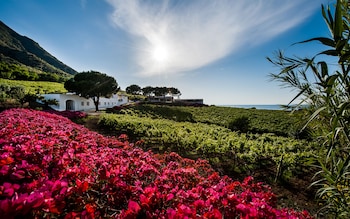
[0,0,333,105]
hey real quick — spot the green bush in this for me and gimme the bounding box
[227,116,250,132]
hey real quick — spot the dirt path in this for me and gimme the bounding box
[83,115,100,132]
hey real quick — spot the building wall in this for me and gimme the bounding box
[41,93,128,111]
[147,96,174,103]
[174,99,204,105]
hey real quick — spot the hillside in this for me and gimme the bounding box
[0,20,77,77]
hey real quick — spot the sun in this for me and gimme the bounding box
[152,46,169,63]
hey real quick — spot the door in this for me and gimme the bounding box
[66,100,75,111]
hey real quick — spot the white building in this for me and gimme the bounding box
[41,93,128,111]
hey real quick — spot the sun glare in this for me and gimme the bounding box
[152,46,169,63]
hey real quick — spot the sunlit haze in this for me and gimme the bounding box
[0,0,330,105]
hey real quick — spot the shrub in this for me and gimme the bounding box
[0,108,312,218]
[227,116,250,132]
[45,109,87,120]
[268,1,350,216]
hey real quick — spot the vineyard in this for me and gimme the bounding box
[99,108,317,184]
[112,104,305,137]
[0,78,67,94]
[0,108,314,218]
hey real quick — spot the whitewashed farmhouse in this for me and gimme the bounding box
[41,93,128,111]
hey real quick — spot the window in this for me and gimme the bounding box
[87,102,90,106]
[81,101,84,106]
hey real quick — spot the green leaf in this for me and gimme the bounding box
[325,74,338,87]
[322,4,333,33]
[302,106,327,131]
[318,49,339,56]
[333,0,344,40]
[295,37,335,47]
[287,86,309,106]
[319,61,329,78]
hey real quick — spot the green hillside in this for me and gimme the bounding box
[0,78,66,94]
[0,20,77,77]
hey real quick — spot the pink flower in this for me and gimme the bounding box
[204,208,222,219]
[166,208,177,219]
[177,204,193,216]
[166,193,174,201]
[10,170,26,180]
[64,211,81,219]
[0,199,11,214]
[0,109,313,218]
[236,203,249,215]
[128,200,141,213]
[118,134,128,141]
[0,165,10,176]
[140,194,150,208]
[193,199,205,209]
[1,182,19,197]
[27,192,44,208]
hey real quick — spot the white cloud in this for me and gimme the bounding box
[106,0,319,76]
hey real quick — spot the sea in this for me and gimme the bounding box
[220,104,286,110]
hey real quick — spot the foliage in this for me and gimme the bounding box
[116,104,300,137]
[141,86,154,96]
[125,84,142,95]
[0,83,25,101]
[0,83,41,109]
[21,93,42,105]
[44,109,87,120]
[0,21,77,76]
[64,71,119,111]
[0,108,312,218]
[99,113,316,182]
[140,86,181,97]
[0,78,67,94]
[228,116,250,133]
[268,0,350,216]
[0,62,70,82]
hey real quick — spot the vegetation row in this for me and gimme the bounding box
[98,113,316,183]
[0,61,70,82]
[0,78,66,94]
[111,104,307,138]
[0,108,312,218]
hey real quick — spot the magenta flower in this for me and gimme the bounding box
[0,108,313,219]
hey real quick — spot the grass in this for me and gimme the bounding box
[0,78,67,94]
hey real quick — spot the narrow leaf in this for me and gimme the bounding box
[295,37,335,47]
[318,49,339,56]
[302,106,327,130]
[333,0,343,40]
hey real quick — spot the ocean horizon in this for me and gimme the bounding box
[220,104,286,110]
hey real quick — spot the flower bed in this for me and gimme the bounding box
[44,110,87,120]
[0,109,312,218]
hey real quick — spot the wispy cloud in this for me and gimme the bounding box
[106,0,319,76]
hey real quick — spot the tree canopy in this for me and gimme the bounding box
[138,86,181,97]
[64,71,119,111]
[126,84,142,95]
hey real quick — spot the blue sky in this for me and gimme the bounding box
[0,0,332,105]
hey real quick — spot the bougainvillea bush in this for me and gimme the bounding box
[44,110,87,120]
[0,109,312,218]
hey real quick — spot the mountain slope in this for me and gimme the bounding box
[0,20,77,76]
